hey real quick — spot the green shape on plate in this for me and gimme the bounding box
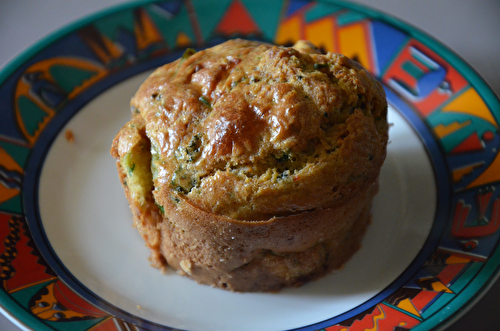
[10,279,56,308]
[10,278,107,331]
[145,3,196,48]
[0,141,30,169]
[381,301,423,321]
[190,0,233,41]
[428,111,497,153]
[49,64,98,94]
[449,261,483,293]
[402,60,425,80]
[420,261,482,319]
[0,194,22,215]
[304,2,343,23]
[0,288,54,330]
[240,0,285,40]
[17,96,47,137]
[336,10,367,26]
[91,9,135,41]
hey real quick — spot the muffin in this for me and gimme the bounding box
[111,39,388,292]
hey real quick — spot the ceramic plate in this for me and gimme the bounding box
[1,1,499,330]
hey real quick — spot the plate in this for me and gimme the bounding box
[0,1,499,330]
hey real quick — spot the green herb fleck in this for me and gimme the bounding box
[175,48,197,76]
[182,48,196,60]
[150,150,160,180]
[155,202,165,214]
[128,163,136,176]
[173,185,187,194]
[170,166,198,194]
[199,96,211,108]
[314,63,329,69]
[186,134,202,162]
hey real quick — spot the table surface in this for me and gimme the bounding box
[1,1,499,330]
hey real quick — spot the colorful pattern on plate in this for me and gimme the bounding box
[0,0,499,330]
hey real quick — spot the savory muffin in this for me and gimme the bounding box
[111,39,388,292]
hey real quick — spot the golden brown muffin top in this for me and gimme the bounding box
[131,39,388,220]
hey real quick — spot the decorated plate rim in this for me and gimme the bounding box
[0,0,499,330]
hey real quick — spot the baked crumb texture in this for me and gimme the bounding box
[111,39,388,292]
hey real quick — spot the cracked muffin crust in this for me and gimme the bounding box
[111,39,388,292]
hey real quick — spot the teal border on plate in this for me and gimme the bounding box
[0,292,51,331]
